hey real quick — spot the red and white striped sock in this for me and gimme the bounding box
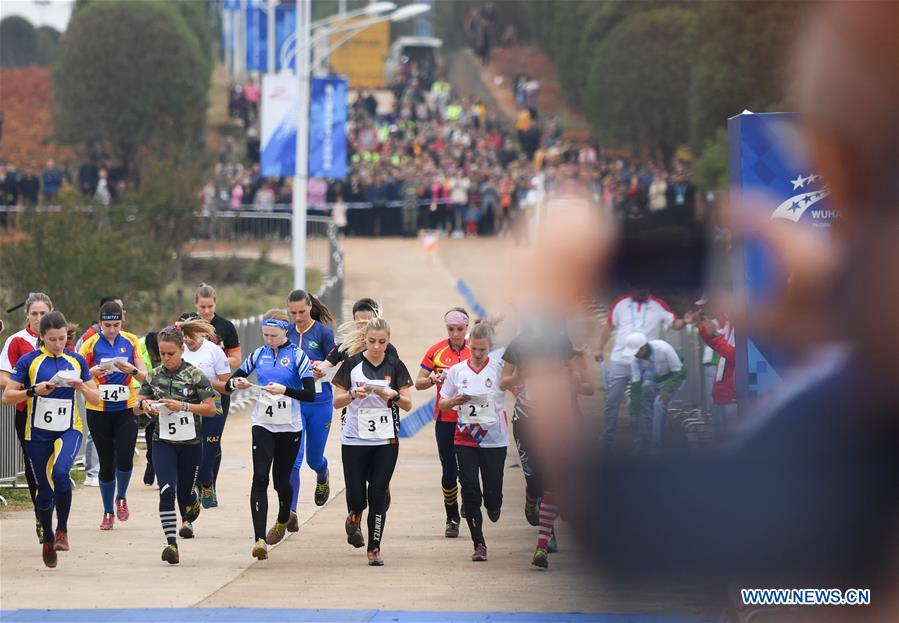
[536,491,557,550]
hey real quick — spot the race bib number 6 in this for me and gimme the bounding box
[34,397,73,432]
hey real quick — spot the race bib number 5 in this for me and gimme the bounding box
[158,410,196,442]
[34,397,73,432]
[358,407,394,440]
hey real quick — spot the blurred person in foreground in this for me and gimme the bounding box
[517,3,897,621]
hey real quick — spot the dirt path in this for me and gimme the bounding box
[1,236,716,618]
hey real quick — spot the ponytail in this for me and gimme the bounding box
[288,289,335,326]
[337,317,391,356]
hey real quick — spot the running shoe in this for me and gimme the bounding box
[83,475,100,487]
[524,497,540,526]
[548,533,559,554]
[285,511,300,533]
[487,507,501,523]
[444,518,460,538]
[314,478,330,506]
[200,485,216,509]
[345,513,364,548]
[161,544,179,565]
[115,497,130,522]
[35,517,44,544]
[143,462,155,486]
[100,512,115,531]
[252,538,268,560]
[53,530,69,552]
[179,522,194,539]
[265,521,287,545]
[532,547,549,569]
[367,548,384,566]
[184,488,202,522]
[42,541,58,568]
[472,543,487,562]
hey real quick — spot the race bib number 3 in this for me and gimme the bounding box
[358,407,394,440]
[158,410,196,442]
[258,392,294,426]
[34,397,73,432]
[99,384,129,403]
[459,397,496,425]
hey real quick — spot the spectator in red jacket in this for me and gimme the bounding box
[696,315,736,436]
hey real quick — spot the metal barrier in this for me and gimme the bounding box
[0,398,24,489]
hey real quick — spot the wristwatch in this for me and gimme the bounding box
[26,387,36,398]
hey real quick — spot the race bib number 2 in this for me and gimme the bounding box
[34,397,73,432]
[459,397,496,425]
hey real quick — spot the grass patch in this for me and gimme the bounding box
[0,469,85,515]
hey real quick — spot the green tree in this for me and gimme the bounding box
[123,152,203,285]
[35,26,61,66]
[694,127,728,191]
[688,0,810,150]
[0,16,38,67]
[53,0,211,173]
[585,8,696,163]
[0,204,161,330]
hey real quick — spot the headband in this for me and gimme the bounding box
[163,324,182,333]
[100,312,122,322]
[262,318,290,331]
[444,310,469,326]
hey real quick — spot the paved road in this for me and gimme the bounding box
[1,237,716,619]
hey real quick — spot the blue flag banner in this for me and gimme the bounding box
[261,74,298,177]
[309,77,348,179]
[245,1,297,72]
[223,0,241,11]
[246,0,266,71]
[728,112,837,406]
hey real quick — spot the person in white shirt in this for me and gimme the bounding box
[180,316,232,509]
[439,321,509,562]
[622,332,686,454]
[596,289,684,448]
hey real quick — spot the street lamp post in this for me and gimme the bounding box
[290,2,430,290]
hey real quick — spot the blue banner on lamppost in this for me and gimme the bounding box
[309,76,348,179]
[728,112,837,406]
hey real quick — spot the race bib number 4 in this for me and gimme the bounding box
[34,397,73,432]
[99,384,129,403]
[358,407,394,440]
[258,392,294,426]
[459,396,496,425]
[158,410,196,442]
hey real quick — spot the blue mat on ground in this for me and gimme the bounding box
[0,609,715,623]
[398,398,436,438]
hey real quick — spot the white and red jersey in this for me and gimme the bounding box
[608,295,677,364]
[440,353,509,449]
[0,325,39,410]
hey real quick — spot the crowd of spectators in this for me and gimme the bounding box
[0,155,126,209]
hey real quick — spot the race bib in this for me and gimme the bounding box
[358,407,394,440]
[33,397,73,432]
[459,396,496,425]
[99,384,129,403]
[258,392,293,426]
[158,409,196,441]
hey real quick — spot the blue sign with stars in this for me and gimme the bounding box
[728,112,836,406]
